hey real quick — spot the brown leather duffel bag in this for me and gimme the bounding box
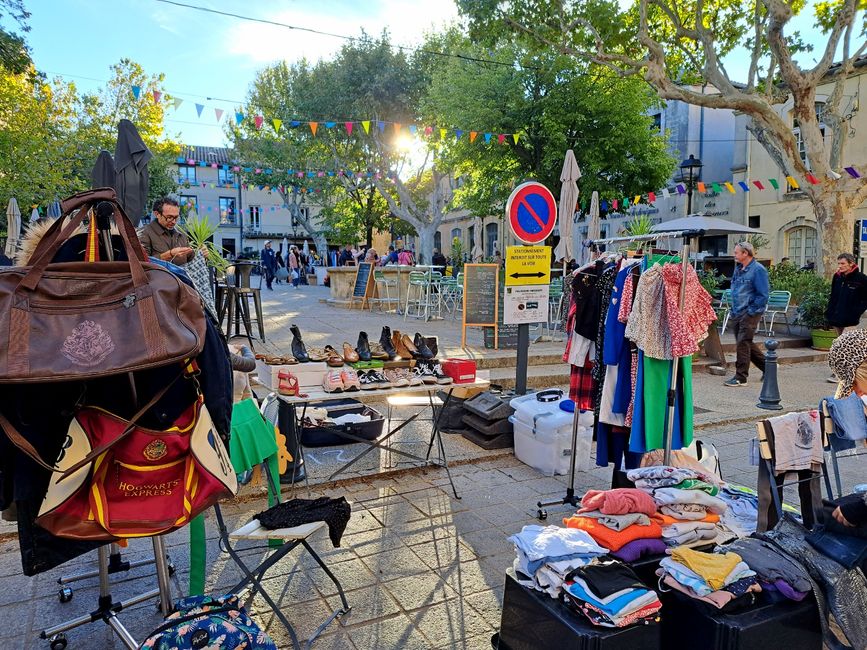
[0,188,206,383]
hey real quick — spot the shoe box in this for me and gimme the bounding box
[255,360,328,391]
[300,398,385,447]
[440,358,476,383]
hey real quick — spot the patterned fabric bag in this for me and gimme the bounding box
[140,593,277,649]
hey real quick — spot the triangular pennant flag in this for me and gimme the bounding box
[738,181,749,192]
[152,91,162,104]
[195,103,204,117]
[484,133,492,143]
[612,199,618,210]
[806,173,820,185]
[624,197,630,207]
[769,178,779,189]
[513,133,519,144]
[455,129,463,140]
[634,195,641,205]
[345,121,353,135]
[712,182,722,193]
[290,120,300,127]
[440,128,447,140]
[676,184,686,195]
[648,191,656,203]
[845,166,861,178]
[498,134,506,144]
[272,118,282,133]
[724,182,735,193]
[361,120,370,134]
[325,121,336,129]
[309,121,318,136]
[786,175,799,189]
[172,97,183,110]
[215,108,224,122]
[661,188,670,199]
[753,180,765,190]
[131,85,141,100]
[424,125,433,137]
[470,131,478,143]
[697,182,706,193]
[377,121,385,133]
[254,115,264,130]
[602,200,609,211]
[393,123,401,135]
[235,112,244,126]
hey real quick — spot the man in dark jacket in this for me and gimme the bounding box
[261,240,278,290]
[826,253,867,333]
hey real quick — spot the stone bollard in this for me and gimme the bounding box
[757,339,783,410]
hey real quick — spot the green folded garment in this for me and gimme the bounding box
[351,360,385,369]
[674,478,719,495]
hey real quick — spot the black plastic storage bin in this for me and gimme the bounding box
[300,398,385,447]
[658,587,822,650]
[497,571,660,650]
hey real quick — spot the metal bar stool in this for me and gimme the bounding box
[403,270,429,320]
[230,262,265,341]
[374,268,399,313]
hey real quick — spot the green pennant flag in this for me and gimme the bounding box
[769,178,779,189]
[712,182,722,193]
[624,197,630,208]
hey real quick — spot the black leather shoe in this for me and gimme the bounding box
[413,333,435,360]
[290,324,310,363]
[380,326,398,359]
[356,331,372,362]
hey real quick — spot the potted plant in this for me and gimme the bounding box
[793,280,837,349]
[178,214,230,275]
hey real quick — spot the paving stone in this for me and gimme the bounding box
[341,529,407,557]
[411,536,478,570]
[325,583,401,627]
[381,571,458,612]
[358,546,428,581]
[344,613,430,650]
[363,501,430,527]
[462,589,505,629]
[458,529,515,559]
[408,597,494,648]
[306,557,378,596]
[252,596,336,643]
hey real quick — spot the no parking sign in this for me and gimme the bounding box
[506,181,557,244]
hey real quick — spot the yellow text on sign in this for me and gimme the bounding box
[505,245,551,286]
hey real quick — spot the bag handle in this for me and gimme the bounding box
[0,373,182,475]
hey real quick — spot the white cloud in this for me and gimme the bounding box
[224,1,460,66]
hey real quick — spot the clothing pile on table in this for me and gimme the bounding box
[508,525,608,597]
[563,559,662,628]
[717,485,760,538]
[563,488,665,558]
[721,537,812,601]
[657,546,760,611]
[562,256,716,471]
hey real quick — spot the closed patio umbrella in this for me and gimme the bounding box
[114,119,153,226]
[47,200,61,219]
[91,150,116,190]
[5,198,21,258]
[582,191,601,263]
[554,149,580,263]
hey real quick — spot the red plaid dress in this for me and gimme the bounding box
[569,358,596,411]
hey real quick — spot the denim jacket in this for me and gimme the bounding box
[731,259,769,317]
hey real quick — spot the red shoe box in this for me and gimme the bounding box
[441,358,476,384]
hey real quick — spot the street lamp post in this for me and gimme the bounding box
[679,154,704,215]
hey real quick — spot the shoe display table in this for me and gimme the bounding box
[276,379,490,498]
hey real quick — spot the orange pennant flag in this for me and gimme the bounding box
[362,120,370,134]
[697,181,706,193]
[470,131,478,143]
[309,121,318,136]
[440,128,447,140]
[393,123,401,135]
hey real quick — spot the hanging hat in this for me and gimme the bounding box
[828,329,867,397]
[264,240,272,245]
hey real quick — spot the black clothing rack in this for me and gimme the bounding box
[537,229,704,518]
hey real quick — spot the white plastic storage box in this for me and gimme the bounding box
[509,390,594,476]
[255,360,327,390]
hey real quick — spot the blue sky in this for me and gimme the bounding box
[21,1,834,149]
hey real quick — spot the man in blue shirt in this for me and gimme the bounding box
[725,241,770,386]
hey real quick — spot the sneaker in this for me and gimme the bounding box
[428,360,453,385]
[322,369,344,393]
[405,367,423,386]
[340,368,361,392]
[369,369,392,388]
[827,374,839,384]
[384,368,409,387]
[357,370,378,390]
[415,361,437,385]
[724,377,745,387]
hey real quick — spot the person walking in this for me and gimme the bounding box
[261,240,278,290]
[288,245,300,288]
[725,241,769,387]
[825,253,867,382]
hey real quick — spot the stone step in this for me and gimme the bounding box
[694,346,828,372]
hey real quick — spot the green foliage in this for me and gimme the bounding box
[769,264,828,304]
[451,236,464,274]
[746,234,771,254]
[178,214,230,273]
[0,0,31,74]
[421,31,675,217]
[794,280,832,329]
[698,268,724,295]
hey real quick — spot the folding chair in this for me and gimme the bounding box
[818,398,867,499]
[213,463,349,649]
[760,290,792,337]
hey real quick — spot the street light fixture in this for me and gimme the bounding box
[679,154,703,215]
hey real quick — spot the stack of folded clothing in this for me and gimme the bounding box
[508,524,608,598]
[657,546,760,611]
[717,486,759,538]
[563,559,662,627]
[722,538,811,601]
[563,489,664,553]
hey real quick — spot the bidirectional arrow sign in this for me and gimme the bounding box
[506,181,557,244]
[505,245,551,286]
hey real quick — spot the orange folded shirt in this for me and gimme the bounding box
[654,513,719,526]
[563,515,663,552]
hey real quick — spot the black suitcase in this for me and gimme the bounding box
[497,571,660,650]
[300,398,385,447]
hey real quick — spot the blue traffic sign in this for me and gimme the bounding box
[506,182,557,244]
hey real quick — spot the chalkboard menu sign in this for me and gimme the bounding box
[462,264,499,348]
[352,262,375,309]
